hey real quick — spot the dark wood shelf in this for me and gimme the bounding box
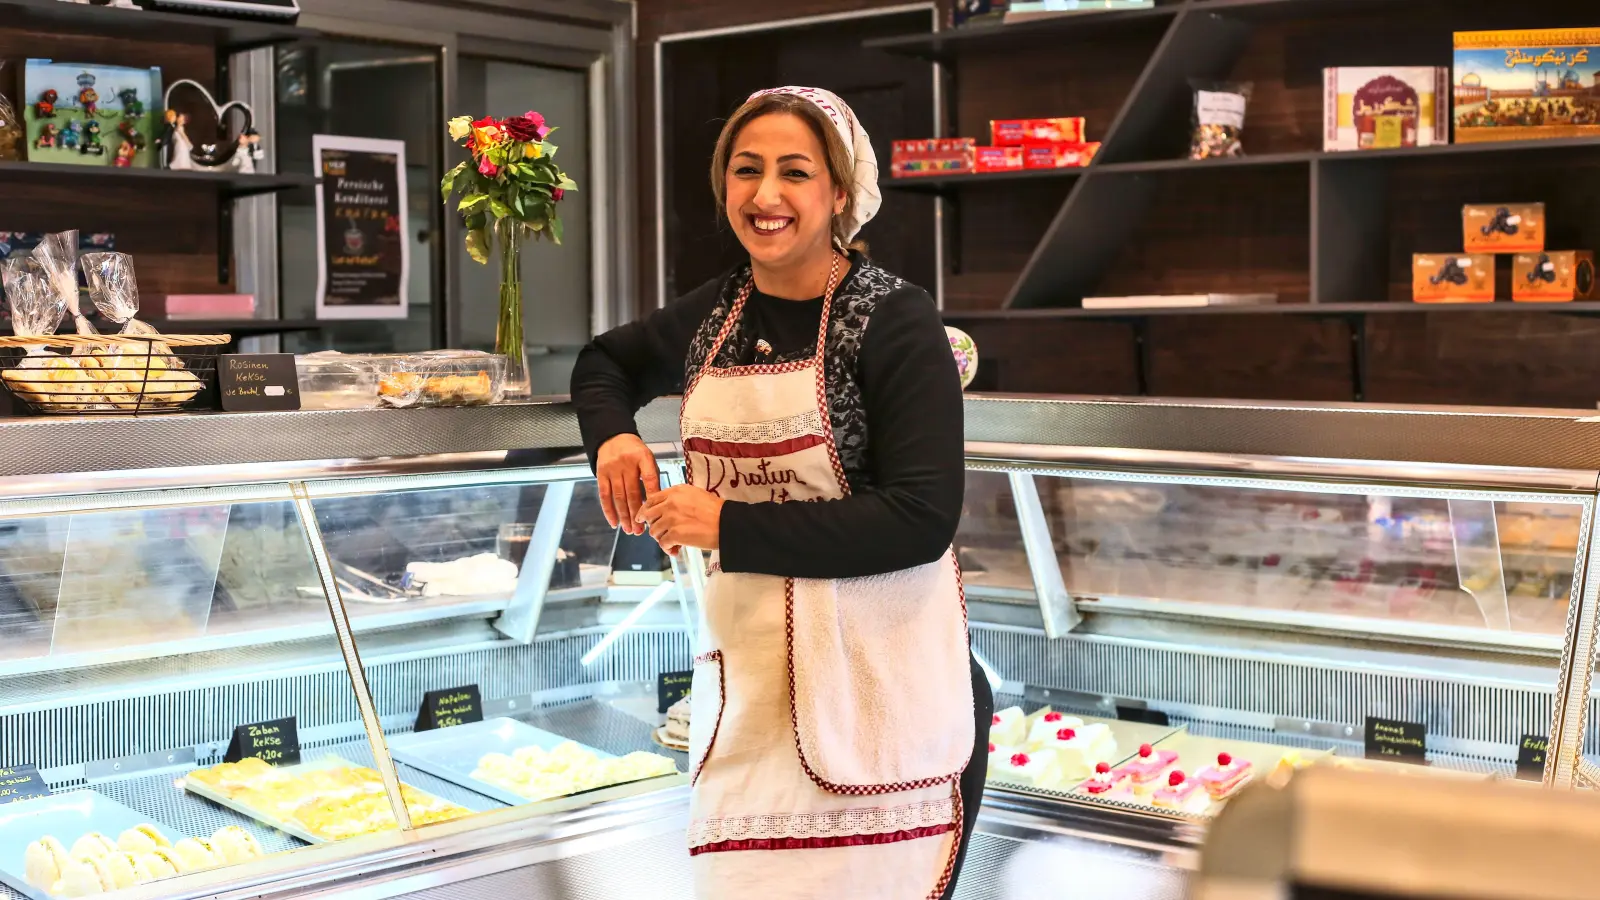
[883,167,1086,194]
[0,160,316,199]
[863,3,1179,63]
[1092,136,1600,174]
[0,0,314,53]
[944,302,1600,320]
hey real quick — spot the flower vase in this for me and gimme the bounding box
[495,218,532,398]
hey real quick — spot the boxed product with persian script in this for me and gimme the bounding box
[1323,67,1449,150]
[1513,251,1594,301]
[974,145,1025,173]
[1454,29,1600,143]
[890,138,975,178]
[1412,253,1495,303]
[1463,203,1544,253]
[990,117,1085,145]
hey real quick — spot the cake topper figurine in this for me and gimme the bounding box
[160,79,256,172]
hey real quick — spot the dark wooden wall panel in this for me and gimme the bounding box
[955,319,1136,394]
[1146,316,1351,400]
[1366,314,1600,409]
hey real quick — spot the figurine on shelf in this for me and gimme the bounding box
[155,108,179,167]
[113,139,136,168]
[36,89,58,119]
[34,123,56,150]
[59,119,80,151]
[161,80,255,172]
[231,128,264,173]
[76,73,98,119]
[80,120,103,156]
[118,87,143,120]
[117,120,145,151]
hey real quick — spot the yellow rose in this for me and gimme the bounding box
[472,123,504,150]
[523,143,543,159]
[447,116,472,141]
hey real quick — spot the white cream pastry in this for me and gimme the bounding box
[210,826,263,864]
[117,824,170,853]
[1025,711,1087,749]
[1036,722,1117,779]
[24,836,71,889]
[172,837,218,871]
[57,858,111,898]
[70,832,118,861]
[989,749,1063,789]
[126,852,159,884]
[990,707,1028,747]
[664,693,692,744]
[99,852,140,890]
[144,848,182,878]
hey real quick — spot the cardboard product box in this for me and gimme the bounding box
[1413,253,1495,302]
[1023,141,1101,168]
[1463,203,1544,253]
[1513,251,1595,301]
[990,117,1085,145]
[1454,29,1600,143]
[1323,67,1449,150]
[891,138,975,178]
[974,145,1025,173]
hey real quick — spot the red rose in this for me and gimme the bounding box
[504,110,548,142]
[478,155,499,178]
[552,187,565,202]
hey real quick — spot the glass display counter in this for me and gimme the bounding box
[2,398,1600,900]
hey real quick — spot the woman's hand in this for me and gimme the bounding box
[640,485,724,553]
[596,434,659,535]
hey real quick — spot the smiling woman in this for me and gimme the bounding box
[571,86,990,900]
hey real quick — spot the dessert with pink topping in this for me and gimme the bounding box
[1080,761,1126,796]
[1195,752,1254,800]
[1151,770,1206,812]
[1035,723,1117,778]
[988,750,1062,789]
[1117,743,1179,796]
[990,707,1027,747]
[1025,710,1086,747]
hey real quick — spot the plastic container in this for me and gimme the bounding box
[294,352,390,410]
[376,351,507,408]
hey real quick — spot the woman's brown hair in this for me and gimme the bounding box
[709,93,867,254]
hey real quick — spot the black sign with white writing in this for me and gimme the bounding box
[658,670,694,715]
[1515,734,1549,781]
[416,685,484,732]
[0,765,50,805]
[1116,705,1170,727]
[224,717,301,766]
[1364,716,1427,764]
[218,354,301,412]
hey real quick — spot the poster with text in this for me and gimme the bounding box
[314,135,409,320]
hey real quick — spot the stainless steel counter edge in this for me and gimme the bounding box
[2,394,1600,480]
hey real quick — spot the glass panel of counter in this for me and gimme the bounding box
[957,468,1044,631]
[304,469,686,832]
[974,468,1590,818]
[0,487,417,900]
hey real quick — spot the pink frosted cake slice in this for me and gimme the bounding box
[1195,752,1254,800]
[1151,770,1206,812]
[1080,761,1126,796]
[1117,744,1179,796]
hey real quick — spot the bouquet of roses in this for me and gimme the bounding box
[441,110,578,261]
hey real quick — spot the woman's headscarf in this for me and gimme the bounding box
[746,86,881,243]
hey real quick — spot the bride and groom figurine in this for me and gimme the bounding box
[158,80,265,174]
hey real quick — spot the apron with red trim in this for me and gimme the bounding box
[680,264,974,900]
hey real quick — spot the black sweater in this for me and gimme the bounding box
[570,266,964,579]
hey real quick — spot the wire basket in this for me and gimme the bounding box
[0,333,230,415]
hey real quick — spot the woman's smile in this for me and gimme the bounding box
[748,214,795,235]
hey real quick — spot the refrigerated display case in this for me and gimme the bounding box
[4,397,1600,900]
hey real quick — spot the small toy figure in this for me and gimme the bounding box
[36,89,58,119]
[118,87,143,119]
[34,123,57,149]
[117,120,145,151]
[156,109,180,167]
[77,72,99,118]
[80,119,104,156]
[59,119,81,151]
[114,139,136,168]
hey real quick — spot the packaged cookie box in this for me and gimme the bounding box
[890,138,975,178]
[296,351,507,409]
[1463,203,1544,253]
[1024,142,1101,169]
[975,146,1024,173]
[1513,251,1595,301]
[1412,253,1495,303]
[1322,67,1448,151]
[1454,29,1600,143]
[990,117,1085,145]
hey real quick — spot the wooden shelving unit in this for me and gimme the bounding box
[867,0,1600,406]
[0,0,313,53]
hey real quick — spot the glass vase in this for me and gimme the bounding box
[495,217,532,399]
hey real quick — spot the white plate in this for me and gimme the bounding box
[0,790,174,900]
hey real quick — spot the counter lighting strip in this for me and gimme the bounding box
[580,582,676,667]
[291,481,413,830]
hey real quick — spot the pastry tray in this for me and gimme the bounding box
[389,717,672,809]
[1065,731,1333,816]
[0,790,169,900]
[182,754,451,845]
[986,712,1182,794]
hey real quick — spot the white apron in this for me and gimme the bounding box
[681,265,975,900]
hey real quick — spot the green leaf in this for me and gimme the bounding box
[465,211,487,232]
[490,199,512,219]
[549,215,563,245]
[528,220,544,231]
[440,161,469,202]
[458,192,489,213]
[558,176,577,191]
[465,227,489,264]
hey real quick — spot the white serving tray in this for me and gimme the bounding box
[182,755,414,845]
[389,717,648,808]
[0,790,169,900]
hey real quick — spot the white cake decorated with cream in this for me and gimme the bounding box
[988,749,1063,789]
[1025,710,1086,749]
[1035,722,1117,778]
[990,707,1028,747]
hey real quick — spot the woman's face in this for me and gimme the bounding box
[725,112,845,269]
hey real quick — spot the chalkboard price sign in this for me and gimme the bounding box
[218,354,301,412]
[416,685,484,732]
[658,670,693,715]
[224,717,301,766]
[1364,716,1427,764]
[1515,734,1549,781]
[0,765,50,805]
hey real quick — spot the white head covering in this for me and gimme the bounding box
[746,85,881,244]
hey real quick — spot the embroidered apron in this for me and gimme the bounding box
[680,262,975,900]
